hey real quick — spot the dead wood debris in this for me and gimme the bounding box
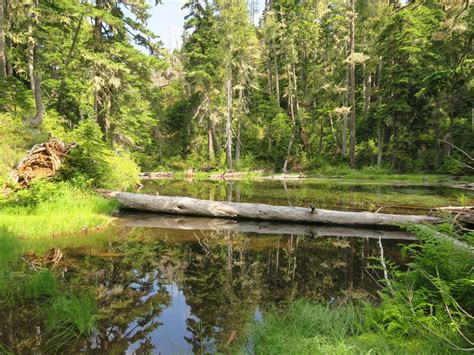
[23,248,65,270]
[2,136,77,195]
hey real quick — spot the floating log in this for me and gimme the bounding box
[117,213,417,240]
[116,193,442,227]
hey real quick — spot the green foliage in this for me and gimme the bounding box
[57,120,139,190]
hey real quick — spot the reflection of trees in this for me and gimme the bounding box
[70,237,172,353]
[174,232,262,352]
[1,230,408,353]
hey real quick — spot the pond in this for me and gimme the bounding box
[2,179,471,353]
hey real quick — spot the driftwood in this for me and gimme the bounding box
[116,193,441,227]
[117,213,417,240]
[453,183,474,191]
[139,171,175,180]
[263,173,307,180]
[2,136,76,195]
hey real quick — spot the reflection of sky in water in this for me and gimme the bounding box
[127,283,207,355]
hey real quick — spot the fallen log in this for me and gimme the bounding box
[139,171,175,180]
[2,136,76,195]
[117,213,417,240]
[263,173,307,180]
[116,193,442,227]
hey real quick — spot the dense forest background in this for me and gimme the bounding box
[0,0,472,184]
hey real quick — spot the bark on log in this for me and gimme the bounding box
[116,193,441,227]
[117,213,417,240]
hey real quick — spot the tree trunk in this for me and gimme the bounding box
[235,117,241,167]
[348,0,356,168]
[28,8,44,127]
[364,71,371,115]
[116,193,442,227]
[274,54,280,106]
[225,75,233,170]
[0,0,6,78]
[377,120,383,167]
[207,118,215,161]
[377,59,383,166]
[94,0,107,139]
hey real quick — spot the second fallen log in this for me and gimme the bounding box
[116,193,441,227]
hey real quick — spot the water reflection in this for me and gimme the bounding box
[69,226,406,353]
[1,226,411,353]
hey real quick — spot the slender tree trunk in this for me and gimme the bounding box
[208,118,215,161]
[0,0,6,78]
[5,0,11,76]
[364,71,371,115]
[225,74,233,170]
[27,3,44,127]
[377,120,383,166]
[377,60,383,167]
[319,117,324,153]
[235,117,241,167]
[348,0,356,168]
[267,59,273,97]
[283,65,298,173]
[210,121,220,156]
[274,54,280,106]
[342,70,349,157]
[94,0,107,139]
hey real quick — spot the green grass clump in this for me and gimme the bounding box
[0,180,119,239]
[23,270,58,300]
[246,301,360,354]
[46,295,96,341]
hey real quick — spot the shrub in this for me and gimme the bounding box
[58,120,140,190]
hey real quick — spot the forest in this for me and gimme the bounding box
[0,0,473,353]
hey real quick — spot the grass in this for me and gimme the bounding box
[243,300,464,355]
[0,181,119,239]
[46,295,96,339]
[244,301,360,354]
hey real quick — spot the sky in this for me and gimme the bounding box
[144,0,266,51]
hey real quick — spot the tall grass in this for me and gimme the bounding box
[46,295,96,343]
[246,301,360,354]
[0,181,119,239]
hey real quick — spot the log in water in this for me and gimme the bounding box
[118,213,417,240]
[116,192,441,227]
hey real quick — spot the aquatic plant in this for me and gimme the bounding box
[45,295,97,347]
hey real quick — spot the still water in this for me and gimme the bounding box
[2,179,471,353]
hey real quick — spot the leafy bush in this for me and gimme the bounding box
[57,120,139,190]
